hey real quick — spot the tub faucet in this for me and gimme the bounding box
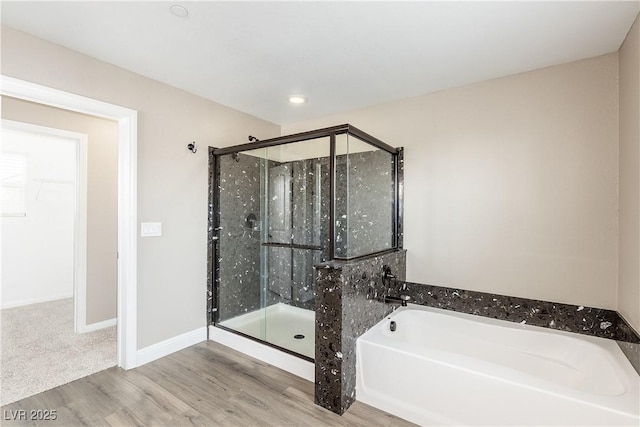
[383,295,411,307]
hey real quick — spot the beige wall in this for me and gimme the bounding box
[284,53,620,310]
[3,19,633,344]
[2,97,118,325]
[1,26,281,348]
[618,14,640,332]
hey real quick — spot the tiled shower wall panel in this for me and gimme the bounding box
[266,157,331,306]
[290,158,331,303]
[335,150,395,258]
[217,154,332,319]
[217,153,262,321]
[315,250,407,414]
[291,158,330,260]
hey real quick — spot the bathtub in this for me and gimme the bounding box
[356,305,639,426]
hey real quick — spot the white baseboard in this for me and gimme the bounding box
[1,292,73,309]
[136,327,207,367]
[78,317,117,333]
[209,325,315,382]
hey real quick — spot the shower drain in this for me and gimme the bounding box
[293,334,305,339]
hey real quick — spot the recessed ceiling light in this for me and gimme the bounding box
[288,95,307,104]
[170,4,189,18]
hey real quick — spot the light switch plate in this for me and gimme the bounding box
[141,222,162,237]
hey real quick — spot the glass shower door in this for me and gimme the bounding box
[216,138,329,359]
[216,148,266,340]
[213,125,400,361]
[265,163,293,301]
[259,138,329,358]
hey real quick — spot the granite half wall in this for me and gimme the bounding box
[315,250,407,414]
[314,257,639,416]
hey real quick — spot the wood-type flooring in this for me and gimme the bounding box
[1,340,415,426]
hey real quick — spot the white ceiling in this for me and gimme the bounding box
[2,1,638,125]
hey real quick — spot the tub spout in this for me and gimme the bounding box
[383,295,411,307]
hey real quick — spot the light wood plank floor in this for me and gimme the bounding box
[1,341,415,426]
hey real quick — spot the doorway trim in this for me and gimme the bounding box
[1,75,138,369]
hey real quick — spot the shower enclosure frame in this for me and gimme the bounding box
[207,124,404,357]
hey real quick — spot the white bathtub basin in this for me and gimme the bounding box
[356,305,639,426]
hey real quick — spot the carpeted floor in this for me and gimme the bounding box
[0,298,116,405]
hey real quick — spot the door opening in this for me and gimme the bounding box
[1,75,138,370]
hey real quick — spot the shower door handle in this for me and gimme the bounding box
[262,242,322,251]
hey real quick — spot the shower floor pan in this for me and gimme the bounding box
[218,303,315,359]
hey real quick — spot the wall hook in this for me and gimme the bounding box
[248,135,260,142]
[187,141,197,153]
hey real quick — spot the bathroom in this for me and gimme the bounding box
[208,120,639,425]
[197,7,640,425]
[201,6,640,424]
[1,2,639,426]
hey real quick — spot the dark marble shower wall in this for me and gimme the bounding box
[291,158,330,256]
[217,153,332,320]
[335,150,395,258]
[265,157,331,306]
[290,158,331,303]
[216,145,397,323]
[315,250,407,414]
[217,153,262,321]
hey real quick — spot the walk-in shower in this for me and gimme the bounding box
[208,124,403,360]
